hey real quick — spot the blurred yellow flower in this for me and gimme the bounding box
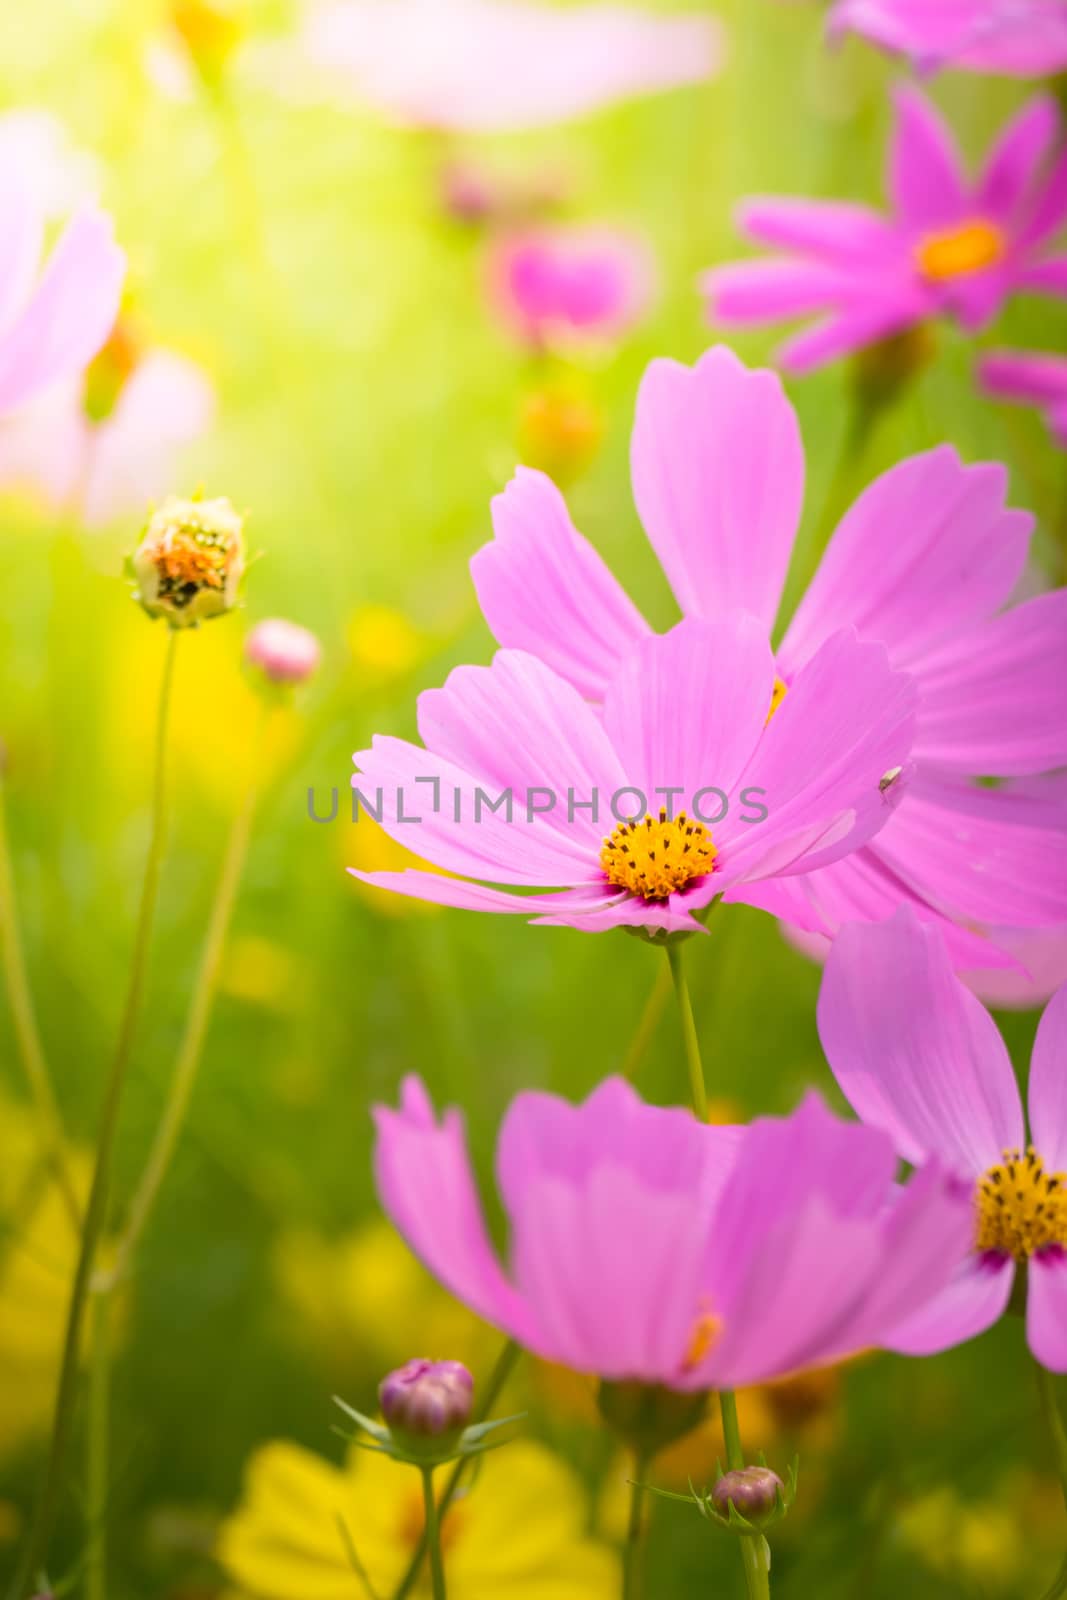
[347,603,427,684]
[220,934,308,1012]
[219,1437,619,1599]
[275,1219,496,1379]
[894,1485,1025,1589]
[516,380,604,485]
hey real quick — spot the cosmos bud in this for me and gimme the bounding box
[132,494,245,628]
[712,1467,784,1524]
[245,618,321,685]
[517,382,604,485]
[379,1359,474,1446]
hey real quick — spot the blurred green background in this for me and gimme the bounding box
[0,0,1065,1594]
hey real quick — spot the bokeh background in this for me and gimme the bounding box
[1,0,1066,1594]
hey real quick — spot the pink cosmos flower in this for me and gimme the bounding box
[819,907,1067,1372]
[350,613,916,936]
[830,0,1067,79]
[980,348,1067,447]
[471,345,1067,972]
[301,0,723,133]
[245,618,322,684]
[485,227,656,350]
[374,1075,973,1389]
[0,337,214,529]
[703,88,1067,372]
[0,162,125,420]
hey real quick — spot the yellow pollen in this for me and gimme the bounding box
[915,218,1005,282]
[976,1146,1067,1263]
[682,1309,723,1373]
[767,675,788,723]
[600,810,718,902]
[150,522,237,592]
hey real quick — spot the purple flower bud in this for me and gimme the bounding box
[245,618,321,685]
[711,1467,784,1524]
[379,1359,474,1441]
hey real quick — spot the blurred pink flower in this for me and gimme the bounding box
[350,614,916,936]
[245,618,322,684]
[830,0,1067,78]
[302,0,723,132]
[0,336,214,529]
[703,87,1067,372]
[0,162,125,419]
[980,348,1067,446]
[373,1075,972,1389]
[820,907,1067,1373]
[471,346,1067,971]
[485,226,656,350]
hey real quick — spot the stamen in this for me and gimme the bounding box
[767,675,788,724]
[916,219,1005,283]
[976,1145,1067,1262]
[600,811,717,902]
[682,1308,723,1373]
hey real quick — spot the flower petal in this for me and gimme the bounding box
[702,258,860,324]
[1029,982,1067,1173]
[884,1253,1015,1356]
[888,85,968,227]
[629,347,804,633]
[818,906,1024,1172]
[471,467,651,701]
[779,447,1030,678]
[737,197,900,260]
[978,93,1060,222]
[1027,1248,1067,1373]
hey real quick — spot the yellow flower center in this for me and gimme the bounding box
[767,675,788,723]
[976,1146,1067,1263]
[681,1308,723,1373]
[600,811,718,902]
[915,219,1005,282]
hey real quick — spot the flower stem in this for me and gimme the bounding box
[421,1467,447,1600]
[391,1341,520,1600]
[85,1285,112,1600]
[0,769,79,1228]
[622,961,672,1083]
[6,628,180,1600]
[1036,1358,1067,1512]
[666,943,708,1120]
[105,701,270,1287]
[719,1390,771,1600]
[622,1451,651,1600]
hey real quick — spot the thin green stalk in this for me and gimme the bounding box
[85,1287,111,1600]
[391,1341,520,1600]
[622,962,672,1084]
[6,629,180,1600]
[0,772,80,1228]
[665,943,708,1121]
[622,1451,651,1600]
[1036,1357,1067,1513]
[105,702,270,1287]
[421,1467,447,1600]
[719,1390,770,1600]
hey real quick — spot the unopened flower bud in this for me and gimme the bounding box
[851,323,936,412]
[712,1467,784,1524]
[379,1359,474,1445]
[132,494,245,628]
[517,383,604,485]
[245,618,321,684]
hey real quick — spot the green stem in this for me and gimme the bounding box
[391,1341,520,1600]
[85,1287,111,1600]
[0,770,80,1229]
[665,944,708,1120]
[622,1451,651,1600]
[719,1390,770,1600]
[6,629,180,1600]
[622,962,672,1084]
[104,702,269,1288]
[1039,1554,1067,1600]
[421,1467,447,1600]
[1035,1357,1067,1515]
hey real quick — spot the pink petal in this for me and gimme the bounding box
[1015,255,1067,294]
[601,614,776,813]
[471,467,651,701]
[1027,1248,1067,1373]
[348,867,610,917]
[0,166,44,332]
[779,447,1030,677]
[874,772,1067,931]
[1019,149,1067,249]
[737,197,900,260]
[818,906,1024,1173]
[887,85,968,228]
[702,258,860,325]
[629,347,804,633]
[372,1076,535,1339]
[913,589,1067,775]
[416,648,626,848]
[0,209,125,415]
[978,94,1060,223]
[885,1253,1015,1356]
[980,349,1067,407]
[775,300,924,373]
[720,628,917,886]
[1029,982,1067,1173]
